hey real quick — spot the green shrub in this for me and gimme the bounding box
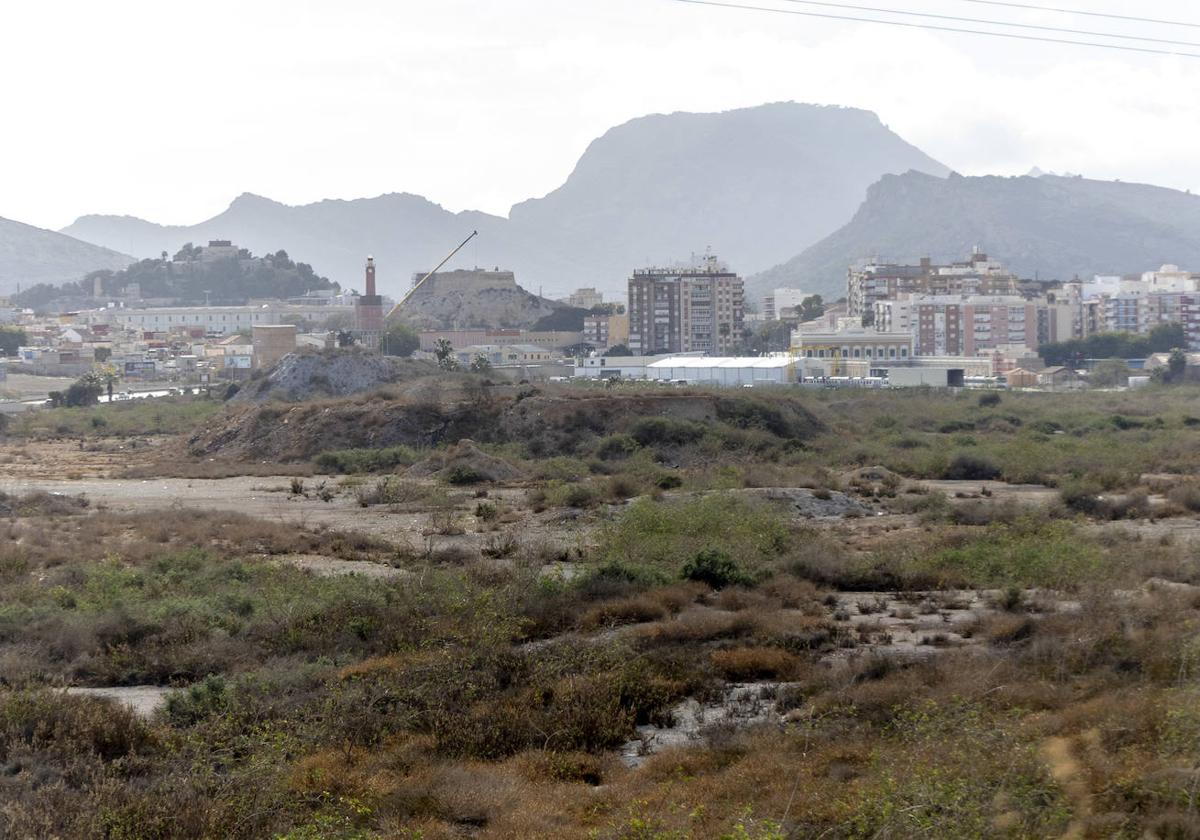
[655,473,683,490]
[586,559,672,588]
[910,520,1118,589]
[1058,478,1103,515]
[165,674,230,726]
[533,457,591,482]
[444,464,484,485]
[541,480,601,509]
[597,494,789,573]
[314,445,420,474]
[978,392,1002,408]
[629,417,706,448]
[595,433,640,460]
[354,476,430,506]
[681,548,753,588]
[715,397,815,438]
[941,453,1001,481]
[607,474,642,500]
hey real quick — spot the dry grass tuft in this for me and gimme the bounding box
[711,646,802,681]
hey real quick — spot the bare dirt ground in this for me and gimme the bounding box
[0,438,164,479]
[0,446,591,561]
[0,373,75,401]
[62,686,173,718]
[922,479,1061,506]
[6,439,1200,562]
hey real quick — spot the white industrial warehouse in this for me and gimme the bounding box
[576,354,799,386]
[575,353,965,389]
[645,356,799,386]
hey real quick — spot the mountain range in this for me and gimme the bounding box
[0,217,133,294]
[56,103,948,299]
[746,171,1200,301]
[6,100,1200,308]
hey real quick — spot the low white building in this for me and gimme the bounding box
[98,305,284,336]
[575,355,668,380]
[646,355,799,386]
[456,343,555,367]
[575,353,800,387]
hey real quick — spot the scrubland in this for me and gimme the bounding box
[4,383,1200,838]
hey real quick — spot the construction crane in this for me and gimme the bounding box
[385,230,478,321]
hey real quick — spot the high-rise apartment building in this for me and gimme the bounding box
[848,251,1034,318]
[627,256,744,355]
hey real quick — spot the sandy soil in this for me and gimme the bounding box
[63,686,173,719]
[0,469,594,562]
[268,553,408,579]
[0,438,164,479]
[921,479,1060,505]
[0,373,75,401]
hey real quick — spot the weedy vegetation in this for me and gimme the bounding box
[4,383,1200,837]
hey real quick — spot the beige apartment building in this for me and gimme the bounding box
[627,256,744,355]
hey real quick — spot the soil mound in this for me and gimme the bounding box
[392,269,570,331]
[185,387,825,464]
[406,440,524,483]
[233,350,436,403]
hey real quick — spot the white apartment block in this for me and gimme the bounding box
[763,288,813,321]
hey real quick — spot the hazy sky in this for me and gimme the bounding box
[4,0,1200,231]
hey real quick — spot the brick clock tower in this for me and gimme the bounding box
[354,256,384,350]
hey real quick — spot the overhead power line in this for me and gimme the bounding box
[774,0,1200,48]
[666,0,1200,58]
[953,0,1200,30]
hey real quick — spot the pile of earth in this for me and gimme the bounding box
[391,269,574,331]
[184,386,825,464]
[233,350,437,403]
[406,440,524,483]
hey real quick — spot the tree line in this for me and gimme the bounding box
[1039,323,1185,366]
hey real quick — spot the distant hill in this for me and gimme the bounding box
[392,269,573,331]
[62,103,949,299]
[749,172,1200,302]
[12,244,335,310]
[507,103,949,287]
[0,217,133,294]
[64,192,516,299]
